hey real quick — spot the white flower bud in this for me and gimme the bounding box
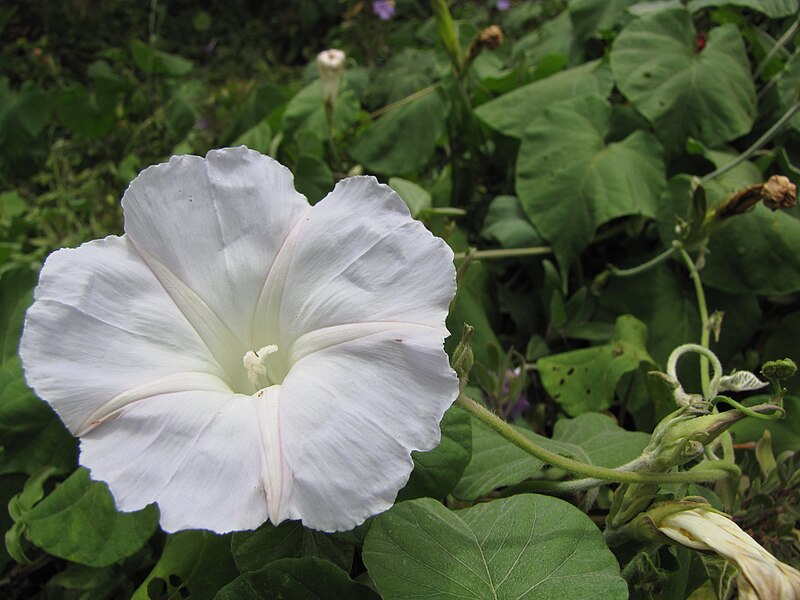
[659,508,800,599]
[316,49,345,107]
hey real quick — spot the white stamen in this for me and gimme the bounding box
[243,345,279,387]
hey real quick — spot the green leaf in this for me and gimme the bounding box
[763,311,800,397]
[49,564,121,595]
[22,468,158,567]
[777,51,800,131]
[131,39,193,76]
[0,190,27,223]
[350,90,447,175]
[446,262,501,366]
[0,474,25,570]
[294,154,334,203]
[611,9,756,154]
[452,419,547,500]
[0,267,77,475]
[701,205,800,295]
[516,95,664,271]
[597,261,760,369]
[387,177,431,218]
[363,495,627,599]
[480,195,545,248]
[367,49,441,106]
[538,315,654,415]
[283,84,359,139]
[475,60,613,139]
[0,267,35,364]
[551,412,650,467]
[233,119,272,154]
[688,0,799,18]
[216,557,379,600]
[569,0,638,40]
[453,412,648,500]
[57,84,116,138]
[165,80,204,138]
[6,466,58,564]
[396,405,472,502]
[231,520,354,574]
[0,359,77,475]
[16,82,52,137]
[132,531,238,600]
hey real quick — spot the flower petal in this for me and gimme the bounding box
[80,391,270,533]
[122,147,310,346]
[262,176,455,348]
[278,325,458,531]
[19,236,232,434]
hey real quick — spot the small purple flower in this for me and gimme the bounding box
[373,0,395,20]
[496,0,511,10]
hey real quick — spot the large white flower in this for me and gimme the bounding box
[19,146,458,534]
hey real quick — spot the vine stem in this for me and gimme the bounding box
[678,248,711,398]
[455,394,738,484]
[754,19,800,79]
[602,242,680,280]
[368,84,441,119]
[701,100,800,183]
[453,246,552,261]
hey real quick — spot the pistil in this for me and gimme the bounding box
[243,345,279,389]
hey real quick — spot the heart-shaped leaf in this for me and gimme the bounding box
[611,9,755,154]
[516,95,664,271]
[363,495,627,599]
[475,60,613,139]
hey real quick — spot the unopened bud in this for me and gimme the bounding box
[465,25,505,69]
[717,175,797,218]
[761,358,797,382]
[452,324,475,390]
[478,25,504,50]
[316,49,345,107]
[761,175,796,210]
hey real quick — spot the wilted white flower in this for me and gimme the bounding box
[659,508,800,599]
[20,146,458,533]
[316,49,346,107]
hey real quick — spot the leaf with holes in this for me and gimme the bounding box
[538,315,654,416]
[363,495,627,599]
[132,530,238,600]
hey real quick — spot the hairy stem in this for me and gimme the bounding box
[455,394,738,484]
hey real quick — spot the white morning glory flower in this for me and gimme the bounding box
[19,146,458,534]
